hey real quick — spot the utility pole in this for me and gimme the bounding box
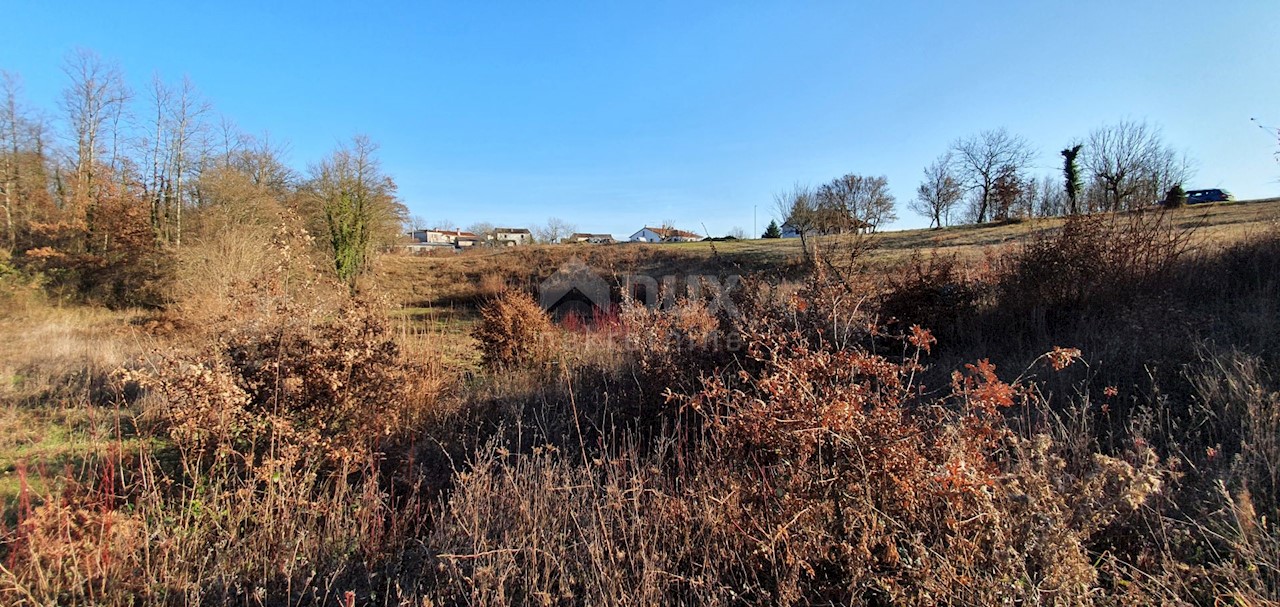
[753,205,757,239]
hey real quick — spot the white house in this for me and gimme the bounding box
[493,228,532,246]
[628,226,701,243]
[410,229,480,247]
[411,229,455,244]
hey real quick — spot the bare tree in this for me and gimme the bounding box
[1029,174,1065,217]
[466,221,496,239]
[909,153,963,228]
[0,73,53,252]
[727,226,746,239]
[950,128,1036,223]
[535,217,576,243]
[145,74,173,242]
[1084,120,1190,211]
[61,49,130,246]
[234,133,295,195]
[816,173,897,232]
[215,115,246,169]
[774,181,873,274]
[142,74,211,245]
[167,76,210,246]
[403,215,429,231]
[0,72,25,251]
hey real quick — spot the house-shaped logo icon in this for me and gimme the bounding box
[538,257,613,321]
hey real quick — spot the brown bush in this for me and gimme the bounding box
[430,303,1167,604]
[999,210,1193,316]
[3,267,445,604]
[18,180,173,309]
[130,299,440,470]
[880,250,986,341]
[472,289,555,370]
[617,294,725,396]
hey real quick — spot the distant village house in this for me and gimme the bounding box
[405,228,482,251]
[493,228,532,246]
[628,226,701,243]
[563,233,616,244]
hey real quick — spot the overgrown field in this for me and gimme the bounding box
[2,201,1280,605]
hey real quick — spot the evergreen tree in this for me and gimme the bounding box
[762,219,782,238]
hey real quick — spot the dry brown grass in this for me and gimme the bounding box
[0,302,155,504]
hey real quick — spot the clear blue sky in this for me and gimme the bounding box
[2,1,1277,235]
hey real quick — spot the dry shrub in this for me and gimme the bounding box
[617,294,725,398]
[1094,347,1280,606]
[880,250,986,341]
[1175,350,1280,601]
[472,289,555,370]
[2,475,149,602]
[175,212,322,332]
[427,443,691,606]
[476,271,508,300]
[430,276,1168,605]
[19,180,173,308]
[137,309,420,469]
[0,250,43,315]
[877,211,1196,365]
[1,237,446,604]
[672,316,1161,604]
[1184,349,1280,511]
[1000,210,1193,316]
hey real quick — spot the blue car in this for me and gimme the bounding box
[1186,189,1232,204]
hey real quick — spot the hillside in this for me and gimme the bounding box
[377,197,1280,310]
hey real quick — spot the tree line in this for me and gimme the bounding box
[0,49,405,304]
[774,122,1194,235]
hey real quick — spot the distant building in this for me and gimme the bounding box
[563,233,616,244]
[628,226,701,243]
[407,229,480,249]
[453,231,481,247]
[410,229,456,244]
[493,228,532,246]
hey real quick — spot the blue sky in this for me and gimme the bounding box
[2,1,1277,235]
